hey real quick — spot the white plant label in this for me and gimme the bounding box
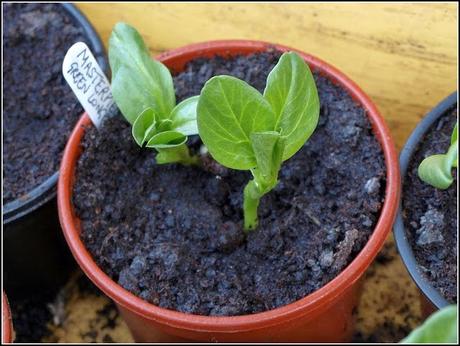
[62,42,116,128]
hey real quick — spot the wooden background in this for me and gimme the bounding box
[77,3,458,150]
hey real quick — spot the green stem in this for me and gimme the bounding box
[243,172,278,232]
[243,180,262,232]
[156,144,200,166]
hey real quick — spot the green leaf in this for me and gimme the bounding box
[451,123,458,167]
[171,96,199,136]
[451,123,458,145]
[263,51,320,160]
[418,140,457,190]
[250,131,285,184]
[197,75,276,170]
[146,130,187,149]
[157,119,173,133]
[109,22,175,124]
[401,305,457,343]
[132,108,157,146]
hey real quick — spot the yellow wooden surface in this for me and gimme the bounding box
[77,3,457,150]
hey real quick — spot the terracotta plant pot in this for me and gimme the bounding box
[3,3,108,298]
[58,40,400,342]
[394,92,457,318]
[2,292,14,344]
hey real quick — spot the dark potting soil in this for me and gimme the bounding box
[3,3,87,203]
[74,50,386,316]
[9,289,57,343]
[402,108,457,303]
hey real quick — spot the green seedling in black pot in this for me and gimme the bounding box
[418,122,458,189]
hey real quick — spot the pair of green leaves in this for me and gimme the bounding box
[401,305,457,343]
[109,22,320,231]
[109,23,198,165]
[197,52,320,230]
[418,122,458,189]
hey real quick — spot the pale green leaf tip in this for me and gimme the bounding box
[113,22,137,35]
[110,22,131,43]
[113,22,125,30]
[401,305,457,343]
[418,155,453,190]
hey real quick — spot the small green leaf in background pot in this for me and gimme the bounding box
[451,123,458,144]
[401,305,457,343]
[418,141,458,189]
[197,75,276,170]
[451,123,458,167]
[132,108,157,146]
[171,96,199,136]
[109,22,175,124]
[146,130,187,149]
[263,51,320,160]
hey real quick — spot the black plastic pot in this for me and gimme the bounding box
[394,91,457,316]
[3,3,108,299]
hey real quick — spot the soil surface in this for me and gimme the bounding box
[402,108,457,303]
[3,3,87,203]
[74,50,386,316]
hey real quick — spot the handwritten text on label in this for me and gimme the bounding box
[62,42,117,128]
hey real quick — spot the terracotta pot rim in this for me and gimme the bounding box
[2,292,13,344]
[58,39,400,333]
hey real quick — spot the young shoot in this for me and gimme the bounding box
[418,122,457,189]
[109,23,198,165]
[197,52,320,231]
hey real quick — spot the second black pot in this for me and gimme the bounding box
[3,3,108,299]
[393,91,457,316]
